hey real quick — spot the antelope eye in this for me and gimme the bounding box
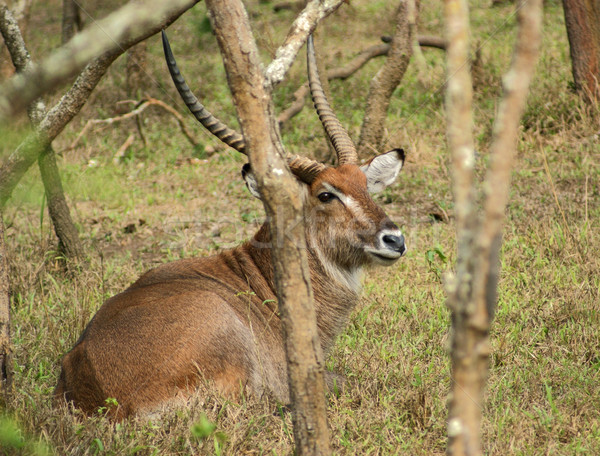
[317,192,336,203]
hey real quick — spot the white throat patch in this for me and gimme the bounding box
[307,232,362,294]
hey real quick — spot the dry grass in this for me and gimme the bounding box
[1,0,599,454]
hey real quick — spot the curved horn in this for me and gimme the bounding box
[163,30,327,183]
[307,35,358,165]
[162,30,246,154]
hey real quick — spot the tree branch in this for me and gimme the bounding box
[277,35,445,127]
[264,0,346,89]
[0,0,200,121]
[0,2,84,260]
[69,97,199,151]
[0,1,198,206]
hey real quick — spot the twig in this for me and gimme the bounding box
[113,134,135,164]
[418,35,448,50]
[383,34,448,51]
[69,97,199,150]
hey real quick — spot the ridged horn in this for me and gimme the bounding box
[287,155,327,183]
[162,30,327,183]
[307,34,358,165]
[162,30,246,154]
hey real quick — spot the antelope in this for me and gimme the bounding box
[54,32,406,419]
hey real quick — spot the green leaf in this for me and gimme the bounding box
[191,414,216,440]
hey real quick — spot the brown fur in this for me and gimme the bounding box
[54,163,403,418]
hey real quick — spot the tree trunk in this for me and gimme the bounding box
[357,0,416,159]
[38,146,84,261]
[0,214,12,406]
[443,0,542,455]
[126,41,149,97]
[61,0,82,44]
[562,0,600,102]
[205,0,341,453]
[1,4,84,261]
[0,0,32,78]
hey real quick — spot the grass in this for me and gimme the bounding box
[1,0,600,454]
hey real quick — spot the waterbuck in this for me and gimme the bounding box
[54,33,406,419]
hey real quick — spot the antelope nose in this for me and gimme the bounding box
[382,234,406,255]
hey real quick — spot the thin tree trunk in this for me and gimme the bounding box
[61,0,82,44]
[38,146,84,260]
[562,0,600,102]
[443,1,542,455]
[205,0,345,453]
[126,41,149,97]
[0,214,12,406]
[357,0,416,159]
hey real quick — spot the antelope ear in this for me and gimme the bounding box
[241,163,261,199]
[360,148,405,193]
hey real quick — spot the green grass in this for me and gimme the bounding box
[1,0,599,454]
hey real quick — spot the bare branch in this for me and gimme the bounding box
[328,44,390,79]
[277,35,446,126]
[264,0,346,89]
[418,34,447,50]
[0,0,200,121]
[0,2,31,71]
[113,134,135,164]
[69,97,199,150]
[0,0,31,78]
[1,2,84,260]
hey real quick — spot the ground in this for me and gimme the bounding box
[1,0,599,454]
